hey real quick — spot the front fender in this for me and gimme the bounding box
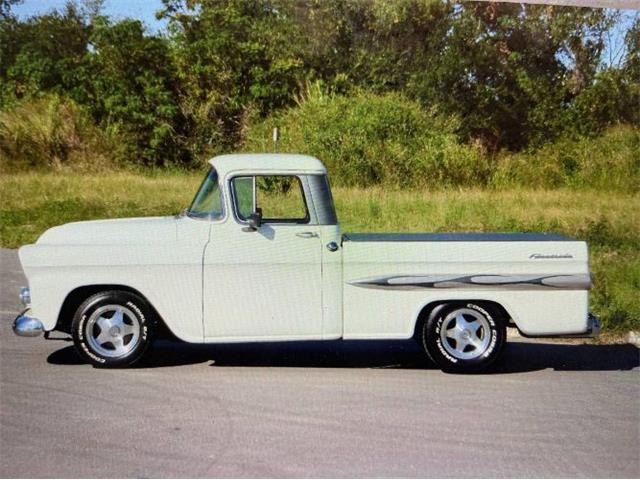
[19,243,205,342]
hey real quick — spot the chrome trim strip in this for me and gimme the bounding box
[348,273,592,290]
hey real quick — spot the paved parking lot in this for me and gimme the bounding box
[1,248,639,477]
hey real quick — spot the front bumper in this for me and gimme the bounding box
[13,309,44,337]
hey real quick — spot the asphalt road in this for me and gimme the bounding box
[1,248,639,478]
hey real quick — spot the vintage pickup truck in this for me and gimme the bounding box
[14,154,599,372]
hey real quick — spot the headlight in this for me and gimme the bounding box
[19,287,31,307]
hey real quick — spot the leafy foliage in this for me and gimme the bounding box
[0,4,90,103]
[247,87,638,190]
[0,0,638,169]
[87,17,183,166]
[492,125,640,191]
[245,86,488,187]
[159,0,306,158]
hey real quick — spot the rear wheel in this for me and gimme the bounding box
[422,302,506,373]
[71,290,156,367]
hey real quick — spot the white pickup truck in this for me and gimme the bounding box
[14,154,599,372]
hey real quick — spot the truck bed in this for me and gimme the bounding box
[340,231,590,338]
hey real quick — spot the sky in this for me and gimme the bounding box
[12,0,169,32]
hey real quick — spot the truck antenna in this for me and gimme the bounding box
[272,127,280,153]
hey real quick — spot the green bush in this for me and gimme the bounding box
[245,88,638,191]
[0,94,120,172]
[244,86,488,188]
[492,126,640,191]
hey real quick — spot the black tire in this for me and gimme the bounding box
[71,290,156,368]
[422,302,506,373]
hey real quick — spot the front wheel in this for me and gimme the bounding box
[422,302,506,373]
[72,290,156,367]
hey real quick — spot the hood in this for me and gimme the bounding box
[36,216,178,245]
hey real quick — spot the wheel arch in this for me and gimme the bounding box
[412,299,512,341]
[56,284,176,339]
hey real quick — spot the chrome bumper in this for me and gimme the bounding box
[563,312,601,338]
[585,312,601,337]
[13,310,44,337]
[519,312,601,339]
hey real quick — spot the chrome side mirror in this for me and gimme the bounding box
[247,211,262,230]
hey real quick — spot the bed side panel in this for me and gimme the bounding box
[342,240,590,337]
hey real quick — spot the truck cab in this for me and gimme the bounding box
[193,154,343,341]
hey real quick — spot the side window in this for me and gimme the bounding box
[233,176,254,220]
[232,175,309,224]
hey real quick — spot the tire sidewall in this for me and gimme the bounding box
[423,302,505,373]
[72,291,155,367]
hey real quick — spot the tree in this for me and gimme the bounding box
[159,0,306,157]
[286,0,453,93]
[0,0,636,167]
[0,3,91,106]
[406,3,616,150]
[88,16,184,165]
[571,16,640,134]
[0,0,21,20]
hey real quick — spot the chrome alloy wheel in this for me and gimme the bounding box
[439,308,491,360]
[85,305,141,358]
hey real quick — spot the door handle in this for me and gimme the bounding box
[296,231,319,238]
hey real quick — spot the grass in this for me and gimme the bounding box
[1,171,638,331]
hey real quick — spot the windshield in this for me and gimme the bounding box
[187,168,224,219]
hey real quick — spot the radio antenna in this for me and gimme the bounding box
[272,127,280,153]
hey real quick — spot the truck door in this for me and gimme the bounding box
[202,174,323,340]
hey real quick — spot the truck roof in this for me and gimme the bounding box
[209,154,327,177]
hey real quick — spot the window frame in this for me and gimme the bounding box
[229,174,311,226]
